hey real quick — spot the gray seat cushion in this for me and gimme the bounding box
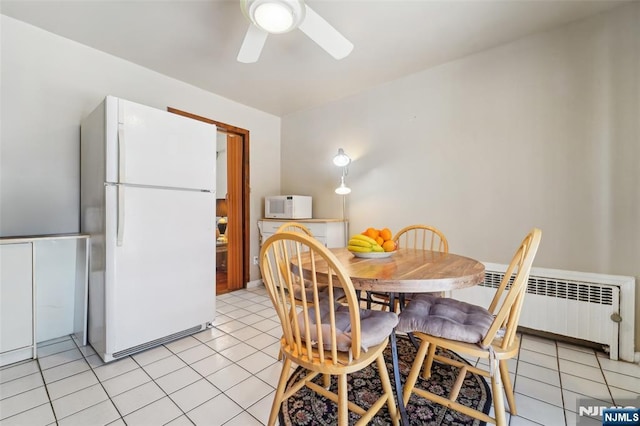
[297,303,398,352]
[292,279,345,302]
[396,294,494,344]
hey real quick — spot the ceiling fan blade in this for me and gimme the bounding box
[237,24,268,63]
[298,5,353,60]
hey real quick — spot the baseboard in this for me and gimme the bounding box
[246,279,263,289]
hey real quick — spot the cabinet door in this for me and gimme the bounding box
[0,243,33,353]
[259,220,346,248]
[325,222,347,248]
[35,239,78,342]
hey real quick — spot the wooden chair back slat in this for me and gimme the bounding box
[481,229,542,349]
[394,224,449,253]
[260,232,363,364]
[276,222,313,236]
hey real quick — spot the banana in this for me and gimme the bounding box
[348,239,371,248]
[350,234,378,246]
[348,245,373,253]
[371,244,384,252]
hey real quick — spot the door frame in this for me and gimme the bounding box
[167,107,250,291]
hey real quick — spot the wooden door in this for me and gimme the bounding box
[225,134,243,291]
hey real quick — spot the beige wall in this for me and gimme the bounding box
[281,4,640,350]
[0,15,281,281]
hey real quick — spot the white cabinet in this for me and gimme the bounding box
[0,234,89,367]
[0,243,34,366]
[258,219,347,248]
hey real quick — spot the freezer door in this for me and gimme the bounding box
[104,185,215,354]
[106,97,217,191]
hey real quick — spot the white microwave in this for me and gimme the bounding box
[265,195,312,219]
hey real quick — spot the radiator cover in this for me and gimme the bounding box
[452,263,635,361]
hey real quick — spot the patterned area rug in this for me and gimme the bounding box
[279,336,492,425]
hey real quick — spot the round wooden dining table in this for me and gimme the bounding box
[295,247,486,425]
[297,247,485,294]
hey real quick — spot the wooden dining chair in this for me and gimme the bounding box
[396,228,542,426]
[394,224,449,252]
[273,222,337,304]
[371,224,449,311]
[275,221,313,236]
[260,232,400,426]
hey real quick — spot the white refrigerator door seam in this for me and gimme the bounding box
[105,182,213,193]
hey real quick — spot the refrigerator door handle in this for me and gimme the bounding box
[117,184,125,246]
[116,125,126,246]
[118,125,126,183]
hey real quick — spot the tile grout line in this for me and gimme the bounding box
[36,357,60,425]
[153,322,271,424]
[506,334,523,426]
[127,345,191,425]
[553,339,570,426]
[595,349,617,405]
[0,360,57,424]
[67,333,128,425]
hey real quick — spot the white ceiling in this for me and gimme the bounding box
[1,0,629,116]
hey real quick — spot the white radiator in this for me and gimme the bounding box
[452,263,636,361]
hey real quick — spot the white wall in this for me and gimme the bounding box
[282,4,640,348]
[0,15,281,281]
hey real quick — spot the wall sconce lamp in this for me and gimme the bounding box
[333,148,351,195]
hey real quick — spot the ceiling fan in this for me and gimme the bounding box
[237,0,354,63]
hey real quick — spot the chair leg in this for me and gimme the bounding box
[338,373,348,425]
[421,342,437,379]
[491,359,508,426]
[499,359,517,415]
[402,340,431,407]
[376,353,399,426]
[323,373,331,389]
[268,357,291,426]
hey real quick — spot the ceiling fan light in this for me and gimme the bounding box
[254,2,294,33]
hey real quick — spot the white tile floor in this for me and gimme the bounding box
[2,286,640,425]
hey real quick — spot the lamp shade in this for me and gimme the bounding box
[333,148,351,167]
[216,199,228,217]
[335,184,351,195]
[335,175,351,195]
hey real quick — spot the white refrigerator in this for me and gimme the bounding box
[81,96,217,362]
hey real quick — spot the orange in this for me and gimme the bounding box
[382,240,397,252]
[365,227,379,240]
[375,236,384,246]
[380,228,392,241]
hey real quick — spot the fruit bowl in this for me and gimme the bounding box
[350,250,396,259]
